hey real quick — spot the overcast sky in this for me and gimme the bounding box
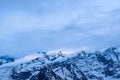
[0,0,120,57]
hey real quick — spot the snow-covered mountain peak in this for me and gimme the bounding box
[0,47,120,80]
[46,49,79,55]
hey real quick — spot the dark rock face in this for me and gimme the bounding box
[0,56,14,65]
[30,66,63,80]
[30,63,88,80]
[10,47,120,80]
[11,71,32,80]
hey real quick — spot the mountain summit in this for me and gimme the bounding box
[0,47,120,80]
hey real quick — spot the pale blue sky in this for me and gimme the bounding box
[0,0,120,57]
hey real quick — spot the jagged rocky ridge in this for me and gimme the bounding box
[0,47,120,80]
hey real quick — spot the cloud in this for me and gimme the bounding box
[0,11,78,35]
[1,0,120,34]
[0,0,120,57]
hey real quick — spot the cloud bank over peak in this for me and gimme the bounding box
[0,0,120,57]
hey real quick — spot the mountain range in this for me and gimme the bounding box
[0,47,120,80]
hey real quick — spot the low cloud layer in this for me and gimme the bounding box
[0,0,120,57]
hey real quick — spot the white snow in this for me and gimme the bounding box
[0,53,41,68]
[47,49,79,55]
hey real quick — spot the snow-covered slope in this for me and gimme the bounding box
[0,53,42,68]
[0,47,120,80]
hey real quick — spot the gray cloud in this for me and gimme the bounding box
[0,0,120,57]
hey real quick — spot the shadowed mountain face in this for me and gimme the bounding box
[0,47,120,80]
[0,56,14,65]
